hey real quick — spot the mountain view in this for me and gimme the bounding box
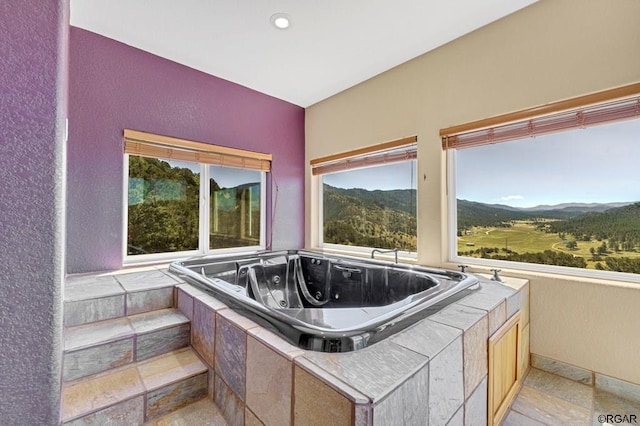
[457,200,640,273]
[127,156,260,255]
[322,180,639,274]
[323,184,417,251]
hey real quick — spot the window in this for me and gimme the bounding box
[443,84,640,278]
[311,137,418,255]
[123,130,269,263]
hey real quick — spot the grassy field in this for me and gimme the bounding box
[457,221,640,269]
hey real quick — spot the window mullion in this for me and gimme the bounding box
[200,164,209,253]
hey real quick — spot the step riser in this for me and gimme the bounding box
[62,348,209,424]
[64,287,175,327]
[64,338,134,382]
[63,323,192,382]
[63,374,209,425]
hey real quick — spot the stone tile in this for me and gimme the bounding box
[61,366,145,422]
[488,301,507,336]
[373,365,429,426]
[520,284,530,326]
[391,318,462,358]
[458,286,507,313]
[302,340,428,402]
[115,269,179,291]
[593,389,640,426]
[127,287,174,315]
[248,327,305,360]
[246,336,293,426]
[448,406,464,426]
[64,295,125,326]
[293,365,353,426]
[136,323,191,361]
[464,376,487,426]
[506,290,521,319]
[193,298,216,367]
[64,395,144,426]
[511,386,591,425]
[146,398,229,426]
[64,317,133,350]
[463,316,488,399]
[524,368,593,409]
[65,275,124,301]
[429,303,486,332]
[217,307,260,332]
[502,410,545,426]
[138,347,207,392]
[129,308,189,334]
[531,354,593,385]
[429,335,464,426]
[146,373,208,420]
[175,283,205,298]
[215,312,247,400]
[177,287,195,320]
[194,291,228,311]
[354,403,372,426]
[521,323,530,376]
[129,308,190,360]
[64,337,134,381]
[294,357,369,404]
[475,278,517,299]
[245,408,264,426]
[214,374,245,426]
[596,373,640,403]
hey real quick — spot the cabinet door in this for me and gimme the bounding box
[488,313,521,426]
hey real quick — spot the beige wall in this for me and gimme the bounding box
[305,0,640,383]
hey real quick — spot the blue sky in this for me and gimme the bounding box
[456,119,640,207]
[322,161,417,191]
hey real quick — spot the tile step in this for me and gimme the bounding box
[64,267,182,327]
[63,308,190,382]
[143,397,229,426]
[61,347,209,425]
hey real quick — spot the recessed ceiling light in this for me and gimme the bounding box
[270,13,292,30]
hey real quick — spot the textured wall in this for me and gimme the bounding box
[67,27,305,274]
[305,0,640,383]
[0,0,67,423]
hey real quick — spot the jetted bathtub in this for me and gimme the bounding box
[169,250,479,352]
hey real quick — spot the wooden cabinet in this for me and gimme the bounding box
[488,313,521,426]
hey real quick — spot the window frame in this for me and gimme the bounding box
[312,137,419,259]
[122,143,267,266]
[445,83,640,283]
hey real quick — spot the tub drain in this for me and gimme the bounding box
[279,300,287,307]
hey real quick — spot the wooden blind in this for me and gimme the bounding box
[124,129,272,171]
[440,82,640,150]
[310,136,417,176]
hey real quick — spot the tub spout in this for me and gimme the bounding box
[371,248,398,264]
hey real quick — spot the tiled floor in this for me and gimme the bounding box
[503,368,640,425]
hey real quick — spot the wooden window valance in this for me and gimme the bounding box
[124,129,272,171]
[440,82,640,150]
[310,136,417,176]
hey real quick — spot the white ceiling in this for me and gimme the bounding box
[70,0,537,107]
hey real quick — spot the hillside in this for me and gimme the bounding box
[548,202,640,246]
[323,184,417,250]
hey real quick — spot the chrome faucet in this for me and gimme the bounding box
[371,248,399,264]
[490,269,502,282]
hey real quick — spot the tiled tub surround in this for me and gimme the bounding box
[178,273,531,426]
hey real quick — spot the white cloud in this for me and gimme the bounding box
[500,195,524,201]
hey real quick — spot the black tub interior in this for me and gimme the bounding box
[171,250,478,352]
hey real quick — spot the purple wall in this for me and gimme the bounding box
[0,0,67,423]
[67,28,305,274]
